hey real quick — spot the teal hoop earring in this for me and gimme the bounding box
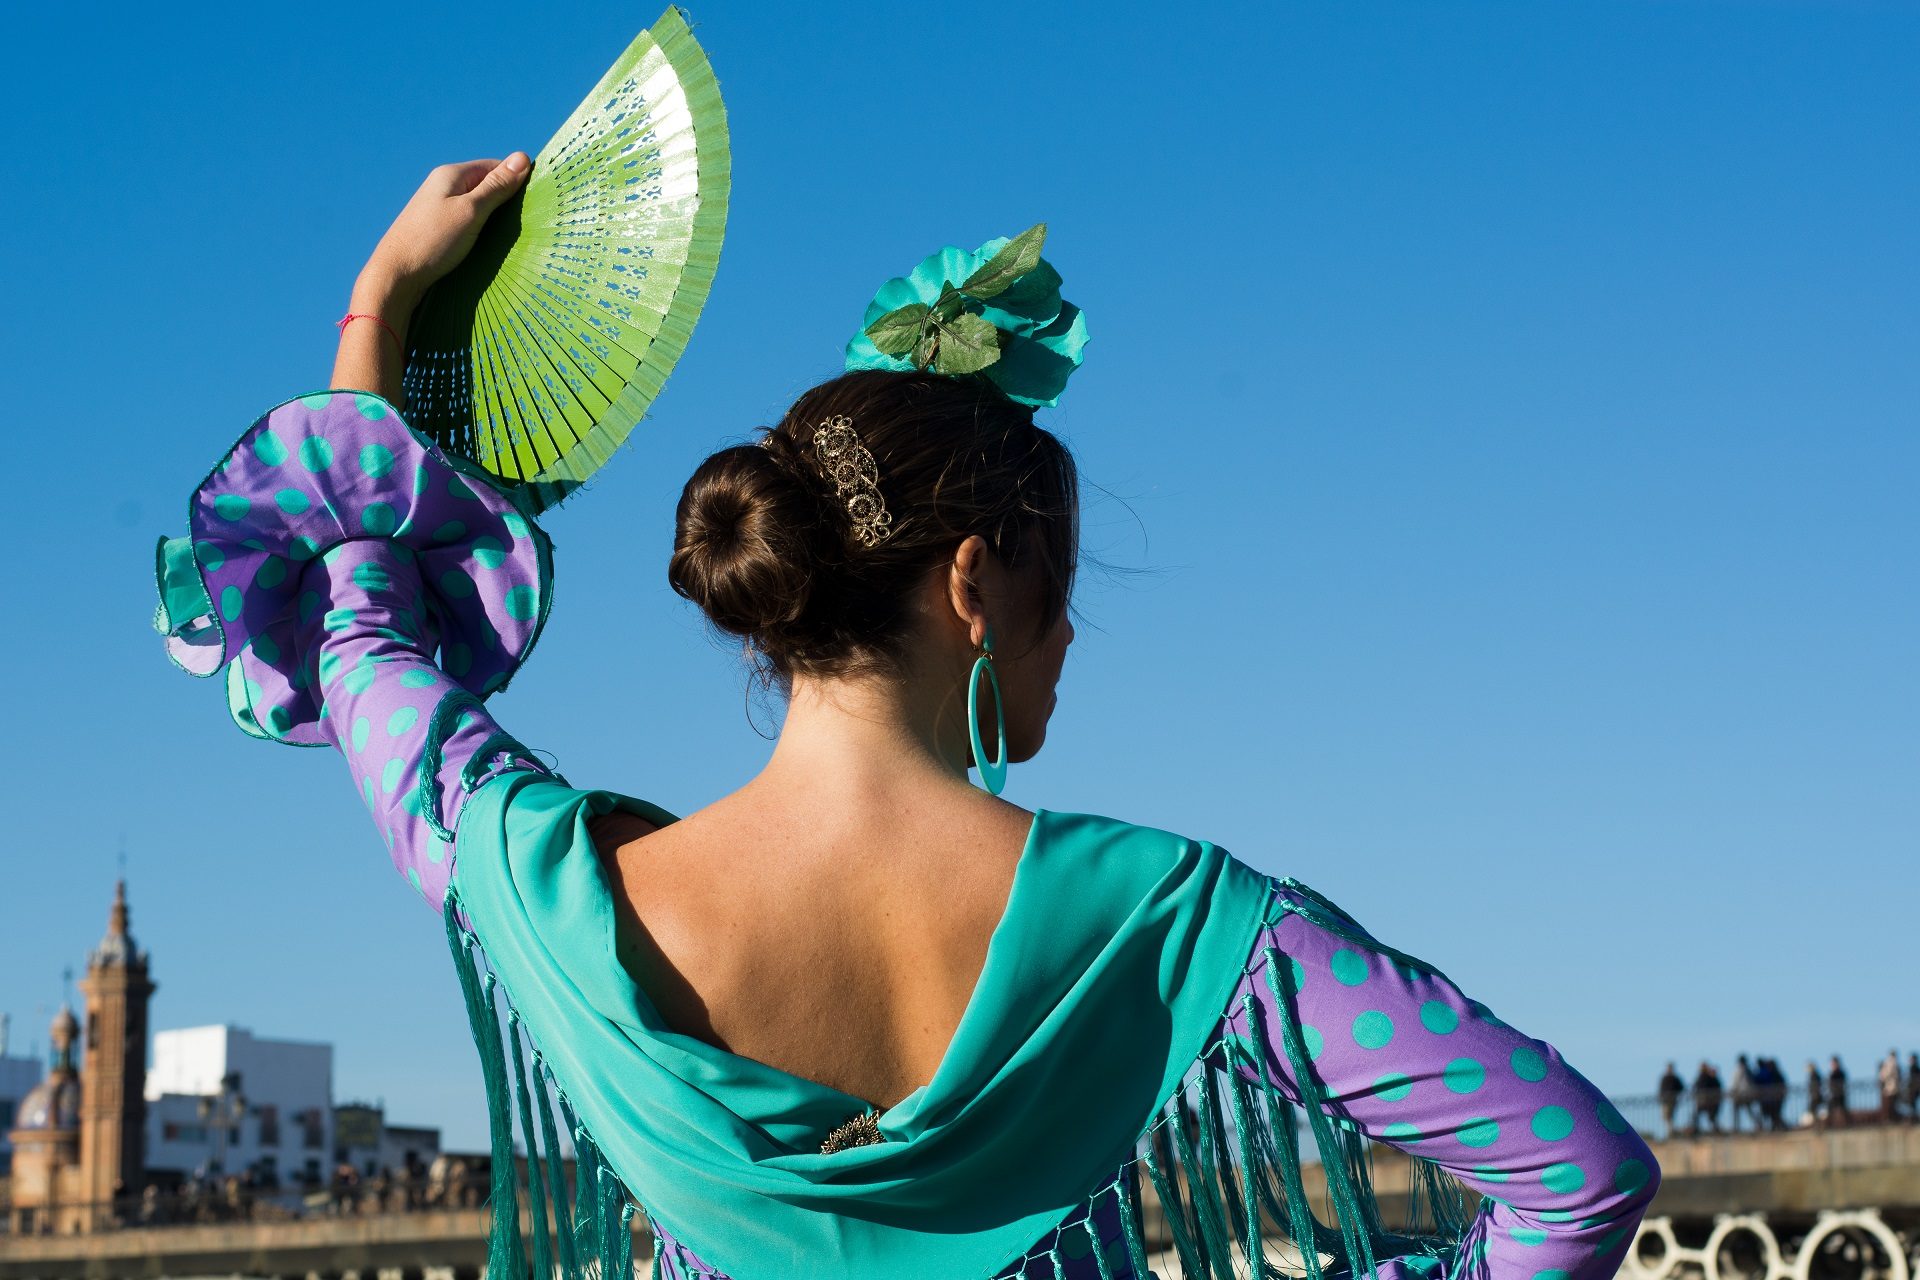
[967,626,1009,796]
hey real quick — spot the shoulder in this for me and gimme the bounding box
[1026,809,1275,919]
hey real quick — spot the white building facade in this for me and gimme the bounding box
[144,1025,334,1188]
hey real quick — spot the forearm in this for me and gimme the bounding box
[295,541,553,901]
[331,271,418,403]
[1222,884,1661,1280]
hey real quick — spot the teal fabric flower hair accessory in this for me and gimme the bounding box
[843,224,1089,408]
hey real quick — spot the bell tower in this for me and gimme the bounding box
[76,880,156,1229]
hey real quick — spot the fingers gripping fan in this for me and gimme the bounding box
[401,7,730,513]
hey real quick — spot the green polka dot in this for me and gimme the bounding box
[429,838,450,864]
[381,757,405,794]
[387,706,419,736]
[289,536,321,562]
[298,591,321,623]
[298,436,334,472]
[353,561,390,592]
[264,705,292,735]
[1301,1025,1324,1061]
[1331,949,1370,986]
[317,651,342,686]
[1373,1073,1413,1102]
[1539,1210,1577,1224]
[1597,1101,1630,1135]
[1532,1271,1570,1280]
[350,717,370,753]
[213,493,251,521]
[503,512,530,539]
[362,775,377,809]
[1593,1226,1632,1257]
[362,502,398,536]
[1419,1001,1458,1034]
[193,541,225,571]
[505,584,539,620]
[275,488,310,515]
[440,569,476,599]
[252,430,288,467]
[433,520,468,543]
[1471,1001,1509,1029]
[1404,1257,1442,1276]
[400,669,436,689]
[217,584,244,621]
[445,642,474,677]
[254,556,287,589]
[401,785,425,817]
[1613,1158,1650,1197]
[414,464,432,496]
[322,544,347,566]
[471,536,507,570]
[407,866,423,895]
[1512,1046,1549,1082]
[359,442,396,479]
[355,393,389,420]
[1542,1162,1586,1194]
[449,476,478,500]
[252,633,281,664]
[481,671,509,695]
[322,608,358,632]
[1382,1122,1422,1143]
[1511,1228,1548,1247]
[1531,1105,1575,1142]
[1457,1118,1499,1148]
[1474,1165,1510,1184]
[1443,1057,1486,1094]
[1351,1010,1394,1050]
[299,392,334,410]
[343,659,377,695]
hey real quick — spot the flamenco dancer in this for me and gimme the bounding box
[153,24,1658,1280]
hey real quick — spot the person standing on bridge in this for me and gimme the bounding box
[1906,1052,1920,1124]
[1730,1054,1760,1133]
[1691,1061,1724,1135]
[149,70,1665,1280]
[1659,1062,1687,1138]
[1879,1050,1904,1123]
[1828,1056,1853,1127]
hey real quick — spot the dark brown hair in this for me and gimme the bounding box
[669,369,1079,678]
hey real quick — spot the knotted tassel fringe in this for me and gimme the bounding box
[445,891,645,1280]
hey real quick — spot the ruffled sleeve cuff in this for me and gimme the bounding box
[153,389,554,746]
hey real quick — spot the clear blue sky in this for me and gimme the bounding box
[1,2,1913,1149]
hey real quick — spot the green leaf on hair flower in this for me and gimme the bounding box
[865,302,931,357]
[961,223,1048,300]
[932,312,1005,375]
[930,282,968,324]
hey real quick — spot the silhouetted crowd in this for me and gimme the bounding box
[1656,1050,1920,1138]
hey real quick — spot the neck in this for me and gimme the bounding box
[760,664,974,803]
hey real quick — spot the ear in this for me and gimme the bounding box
[944,535,993,649]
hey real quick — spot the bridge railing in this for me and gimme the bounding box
[0,1172,502,1236]
[1606,1078,1903,1138]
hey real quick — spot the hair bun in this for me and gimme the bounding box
[669,442,829,641]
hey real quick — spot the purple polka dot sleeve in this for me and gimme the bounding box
[1220,882,1660,1280]
[154,390,562,908]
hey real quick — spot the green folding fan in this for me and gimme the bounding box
[401,7,730,513]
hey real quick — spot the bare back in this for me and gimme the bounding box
[589,787,1033,1110]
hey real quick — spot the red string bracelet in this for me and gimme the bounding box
[335,311,403,352]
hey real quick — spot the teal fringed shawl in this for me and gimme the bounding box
[445,772,1274,1280]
